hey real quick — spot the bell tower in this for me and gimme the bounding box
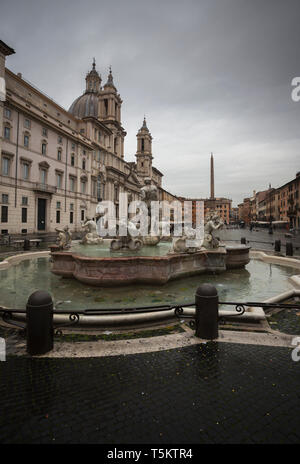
[98,67,125,158]
[135,117,153,179]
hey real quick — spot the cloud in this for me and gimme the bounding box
[1,0,300,205]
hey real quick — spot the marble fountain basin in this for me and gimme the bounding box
[50,241,251,286]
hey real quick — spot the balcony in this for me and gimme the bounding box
[33,183,57,194]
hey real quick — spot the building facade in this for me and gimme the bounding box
[238,173,300,228]
[0,47,175,236]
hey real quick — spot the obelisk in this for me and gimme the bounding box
[210,152,215,200]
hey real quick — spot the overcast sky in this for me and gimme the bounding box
[1,0,300,206]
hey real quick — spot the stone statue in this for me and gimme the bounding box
[169,228,200,254]
[140,177,160,245]
[55,225,72,249]
[95,198,106,235]
[202,211,224,249]
[140,177,159,212]
[110,218,143,251]
[81,217,103,245]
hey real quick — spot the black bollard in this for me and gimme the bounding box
[195,284,218,339]
[26,290,53,355]
[241,237,246,244]
[286,242,293,256]
[23,238,30,251]
[274,240,281,252]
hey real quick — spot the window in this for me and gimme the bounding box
[114,185,119,202]
[2,194,8,204]
[22,163,29,180]
[56,201,61,209]
[97,175,101,201]
[70,211,74,224]
[141,138,144,152]
[24,118,31,129]
[42,143,47,155]
[41,169,47,185]
[58,136,63,144]
[4,108,11,119]
[22,196,28,206]
[71,154,75,166]
[70,203,74,210]
[56,210,60,223]
[92,179,97,197]
[81,209,85,221]
[1,206,8,223]
[98,131,101,143]
[82,159,86,170]
[80,129,84,134]
[4,126,10,140]
[57,150,62,161]
[24,135,29,148]
[42,128,48,137]
[70,177,75,192]
[104,99,108,115]
[56,173,62,189]
[83,149,86,156]
[81,181,86,194]
[1,157,10,176]
[96,150,101,162]
[21,208,27,223]
[72,143,75,150]
[94,129,97,140]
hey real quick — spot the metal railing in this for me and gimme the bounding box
[1,300,300,334]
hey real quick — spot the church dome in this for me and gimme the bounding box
[68,93,98,118]
[68,59,101,119]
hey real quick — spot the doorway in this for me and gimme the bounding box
[37,198,46,231]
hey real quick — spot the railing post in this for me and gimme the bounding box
[241,237,246,244]
[26,290,53,355]
[286,242,293,256]
[195,284,218,339]
[23,238,30,251]
[274,240,281,252]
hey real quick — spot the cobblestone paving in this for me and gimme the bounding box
[0,342,300,444]
[269,308,300,335]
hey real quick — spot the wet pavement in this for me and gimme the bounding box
[0,341,300,444]
[220,227,300,256]
[0,228,300,445]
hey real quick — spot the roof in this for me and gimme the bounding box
[0,40,15,56]
[69,92,99,118]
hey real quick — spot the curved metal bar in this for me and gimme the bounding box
[189,319,196,329]
[2,310,26,330]
[53,313,80,336]
[174,306,184,317]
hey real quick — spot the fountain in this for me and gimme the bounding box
[49,182,251,286]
